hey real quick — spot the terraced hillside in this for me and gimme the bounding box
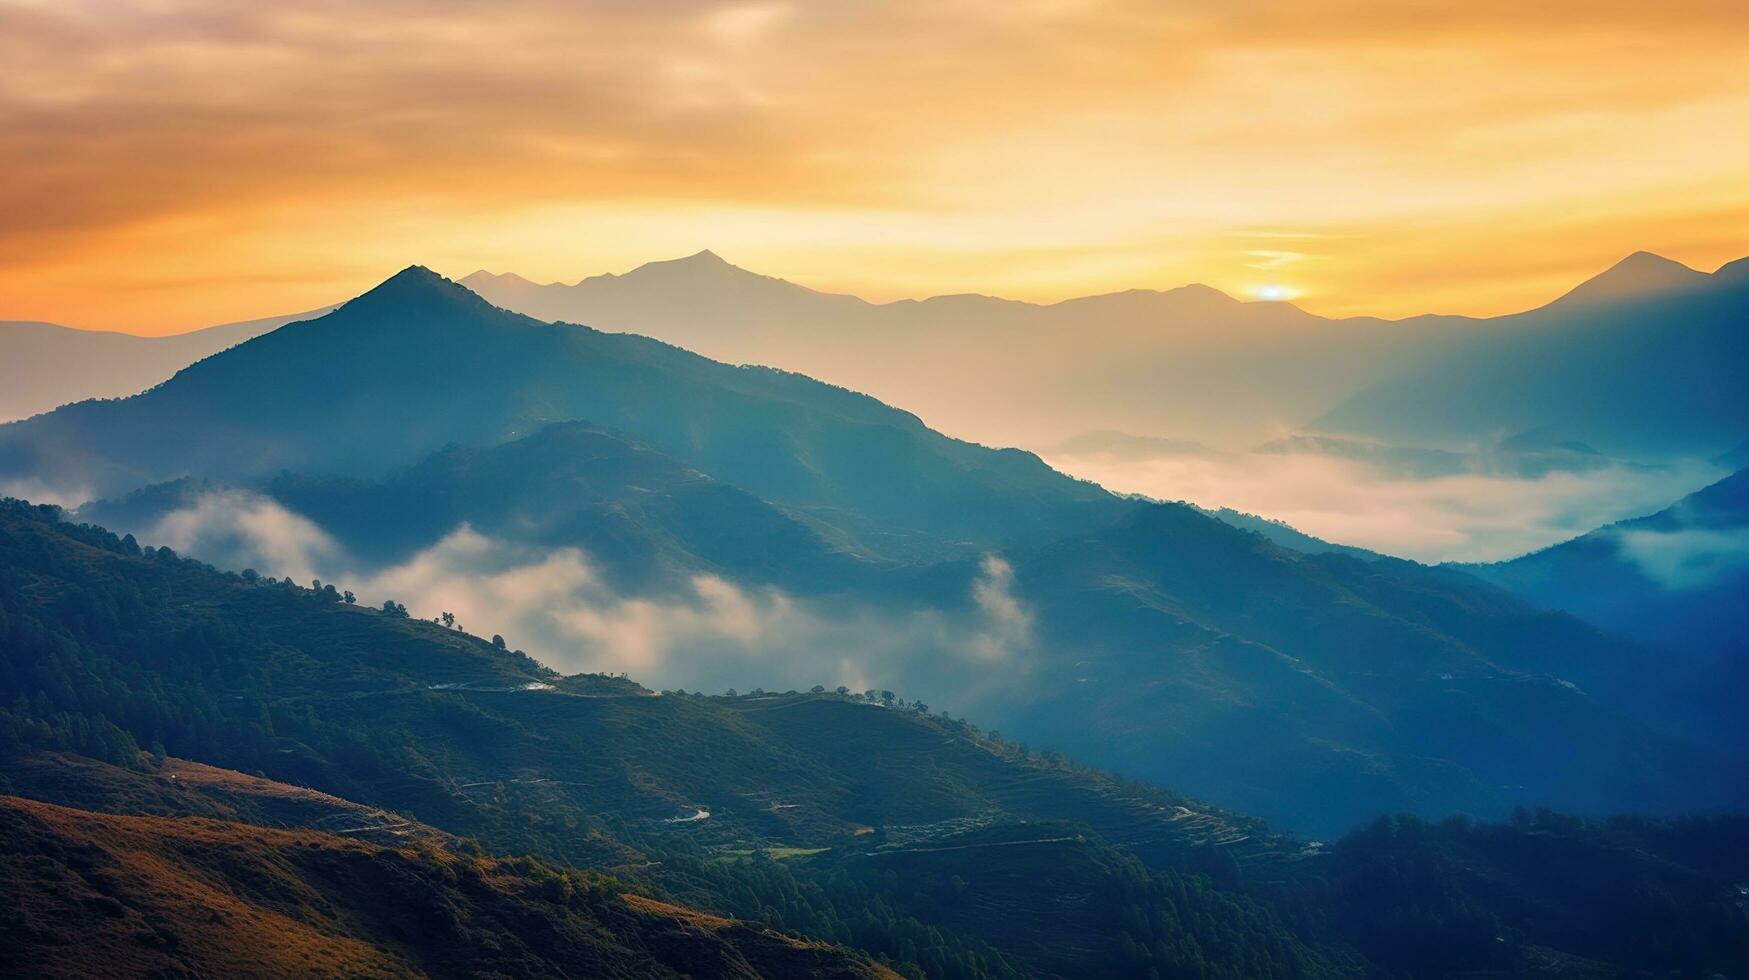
[0,498,1280,867]
[5,500,1746,978]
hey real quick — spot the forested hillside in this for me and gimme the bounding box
[3,499,1745,978]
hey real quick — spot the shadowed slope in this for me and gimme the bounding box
[988,502,1723,831]
[1461,467,1749,748]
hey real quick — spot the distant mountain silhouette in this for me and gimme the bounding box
[1715,436,1749,470]
[1465,467,1749,664]
[0,307,333,423]
[8,267,1738,834]
[1548,250,1711,307]
[1316,254,1749,457]
[465,249,1749,457]
[463,253,1487,449]
[1458,468,1749,759]
[0,267,1115,560]
[12,249,1740,460]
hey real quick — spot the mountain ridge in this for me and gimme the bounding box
[460,248,1749,451]
[0,266,1119,560]
[468,248,1720,319]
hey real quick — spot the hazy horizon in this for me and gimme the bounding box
[7,244,1744,338]
[5,0,1749,332]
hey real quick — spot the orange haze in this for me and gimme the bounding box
[2,0,1747,333]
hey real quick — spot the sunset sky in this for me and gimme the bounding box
[3,0,1747,334]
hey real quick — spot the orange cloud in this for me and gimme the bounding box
[1,0,1745,332]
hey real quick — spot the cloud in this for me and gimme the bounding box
[0,477,94,510]
[140,490,1038,706]
[2,0,1747,330]
[1611,502,1749,590]
[1045,440,1728,563]
[705,2,794,44]
[967,555,1033,662]
[147,488,341,579]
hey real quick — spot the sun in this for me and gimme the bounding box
[1250,284,1300,301]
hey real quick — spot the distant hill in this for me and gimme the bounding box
[1462,468,1749,746]
[461,251,1494,449]
[985,502,1723,831]
[1315,253,1749,457]
[464,249,1749,458]
[0,308,333,423]
[1465,467,1749,652]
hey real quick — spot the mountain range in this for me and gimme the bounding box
[1467,465,1749,655]
[3,266,1738,837]
[460,249,1749,458]
[1,267,1113,562]
[458,251,1479,451]
[12,249,1742,463]
[1461,466,1749,749]
[1315,253,1749,458]
[3,498,1746,978]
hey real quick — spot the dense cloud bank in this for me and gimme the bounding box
[145,490,1035,703]
[1046,440,1727,563]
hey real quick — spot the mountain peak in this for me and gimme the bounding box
[342,265,496,318]
[383,264,446,286]
[632,249,750,276]
[1555,250,1706,306]
[1609,250,1695,277]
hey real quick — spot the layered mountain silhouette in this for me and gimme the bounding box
[1462,467,1749,744]
[460,252,1483,449]
[1316,253,1749,457]
[0,267,1114,561]
[7,267,1737,836]
[10,249,1740,464]
[463,249,1749,457]
[0,307,334,423]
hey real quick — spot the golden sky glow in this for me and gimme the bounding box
[3,0,1747,333]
